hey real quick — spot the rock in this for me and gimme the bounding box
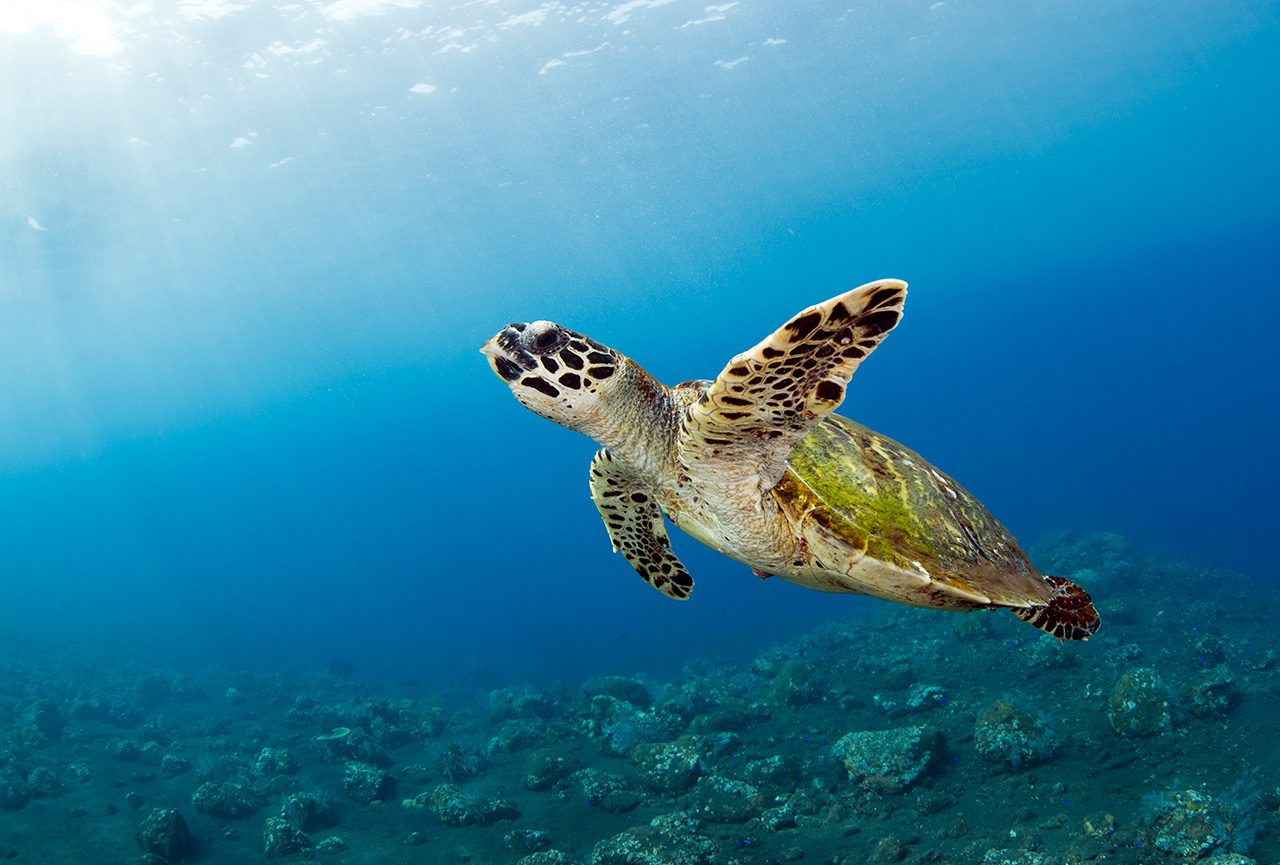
[191,781,265,819]
[981,851,1046,865]
[738,754,800,789]
[135,808,192,862]
[160,755,191,778]
[580,695,683,756]
[761,802,797,831]
[972,700,1056,769]
[690,775,760,823]
[436,741,488,782]
[770,661,816,706]
[1032,531,1134,576]
[314,836,348,854]
[519,852,577,865]
[1147,788,1238,860]
[1107,668,1174,737]
[574,769,641,814]
[506,828,553,854]
[1187,666,1237,717]
[1201,856,1257,865]
[424,783,471,826]
[583,675,653,708]
[280,791,335,831]
[0,771,27,812]
[112,740,143,762]
[487,720,545,756]
[313,727,390,767]
[263,816,311,858]
[342,761,395,804]
[833,725,941,793]
[630,739,701,791]
[523,748,584,791]
[904,684,947,712]
[870,835,906,863]
[426,783,520,826]
[25,767,61,798]
[490,686,557,722]
[589,811,714,865]
[22,699,64,747]
[252,748,298,777]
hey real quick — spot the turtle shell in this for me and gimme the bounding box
[771,414,1050,609]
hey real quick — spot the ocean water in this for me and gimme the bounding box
[2,2,1279,863]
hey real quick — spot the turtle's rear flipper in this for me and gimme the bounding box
[1012,575,1101,641]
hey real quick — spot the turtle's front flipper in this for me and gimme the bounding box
[680,279,907,490]
[589,448,694,600]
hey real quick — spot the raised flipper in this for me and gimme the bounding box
[588,448,694,600]
[680,279,907,490]
[1012,575,1101,640]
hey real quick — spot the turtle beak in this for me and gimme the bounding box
[481,324,533,382]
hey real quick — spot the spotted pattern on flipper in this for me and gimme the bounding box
[681,279,908,488]
[1012,575,1101,641]
[588,448,694,600]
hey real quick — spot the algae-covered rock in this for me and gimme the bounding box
[436,741,488,781]
[314,836,348,854]
[21,699,64,748]
[506,827,553,854]
[135,808,192,862]
[1188,666,1237,717]
[342,761,395,804]
[519,852,578,865]
[523,748,584,791]
[1107,668,1174,737]
[583,675,653,708]
[490,686,557,722]
[1147,788,1236,859]
[589,811,714,865]
[263,815,311,858]
[160,755,191,778]
[833,725,940,793]
[1032,531,1134,576]
[973,700,1056,769]
[280,791,335,831]
[0,771,27,812]
[574,768,641,813]
[316,726,390,767]
[25,767,61,798]
[770,661,817,706]
[191,781,265,819]
[487,719,546,756]
[981,850,1046,865]
[427,782,520,826]
[738,753,800,789]
[252,747,298,777]
[690,774,760,823]
[630,739,701,792]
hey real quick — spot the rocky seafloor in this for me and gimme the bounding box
[2,533,1277,865]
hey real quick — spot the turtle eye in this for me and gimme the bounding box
[531,328,566,354]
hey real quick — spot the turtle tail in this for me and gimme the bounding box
[1011,575,1101,641]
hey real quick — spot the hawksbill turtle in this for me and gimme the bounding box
[481,279,1100,640]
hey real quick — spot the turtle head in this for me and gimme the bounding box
[481,321,624,433]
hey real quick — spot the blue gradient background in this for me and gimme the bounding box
[2,0,1277,686]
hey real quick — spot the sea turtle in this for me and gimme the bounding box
[481,279,1100,640]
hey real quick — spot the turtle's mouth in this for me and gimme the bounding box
[481,324,536,382]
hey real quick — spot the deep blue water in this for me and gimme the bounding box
[2,1,1277,686]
